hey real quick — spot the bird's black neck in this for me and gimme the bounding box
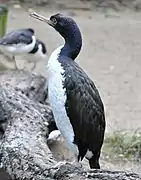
[59,28,82,60]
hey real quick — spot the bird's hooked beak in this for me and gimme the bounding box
[30,12,53,26]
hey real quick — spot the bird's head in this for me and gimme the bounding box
[30,12,82,60]
[30,12,81,42]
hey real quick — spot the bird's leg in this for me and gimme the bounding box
[12,56,18,69]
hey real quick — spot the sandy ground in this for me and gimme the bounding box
[1,3,141,174]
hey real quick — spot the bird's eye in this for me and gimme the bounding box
[51,18,57,25]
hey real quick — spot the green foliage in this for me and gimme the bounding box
[0,5,8,38]
[103,130,141,161]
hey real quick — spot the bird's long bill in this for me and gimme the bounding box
[30,12,53,26]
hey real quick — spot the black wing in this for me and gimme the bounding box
[60,56,106,160]
[0,28,35,45]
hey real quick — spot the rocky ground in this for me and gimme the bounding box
[1,0,141,175]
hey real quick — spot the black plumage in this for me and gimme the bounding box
[60,56,105,168]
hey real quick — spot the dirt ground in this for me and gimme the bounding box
[1,2,141,174]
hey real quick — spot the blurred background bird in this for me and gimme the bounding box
[0,28,47,70]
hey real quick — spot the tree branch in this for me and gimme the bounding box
[0,85,56,179]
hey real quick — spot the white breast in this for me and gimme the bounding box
[47,46,78,156]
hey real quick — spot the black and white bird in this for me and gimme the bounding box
[31,12,106,169]
[0,28,47,70]
[25,39,47,70]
